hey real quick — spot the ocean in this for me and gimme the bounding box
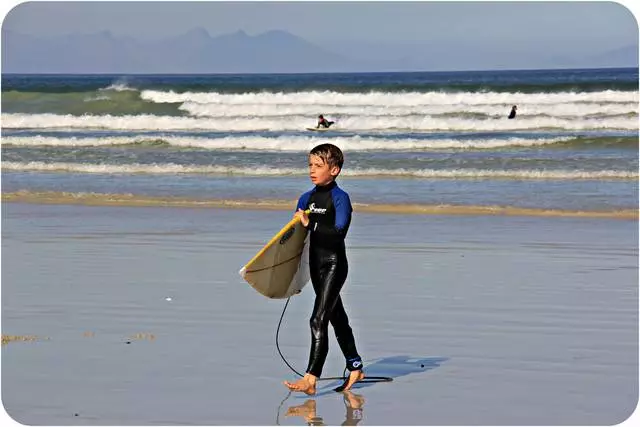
[1,68,638,215]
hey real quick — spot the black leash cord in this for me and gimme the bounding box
[275,296,392,384]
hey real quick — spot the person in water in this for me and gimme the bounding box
[284,143,364,395]
[317,114,335,128]
[508,105,517,119]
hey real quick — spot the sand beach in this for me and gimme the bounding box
[1,201,637,425]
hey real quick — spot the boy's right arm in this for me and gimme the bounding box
[296,191,312,214]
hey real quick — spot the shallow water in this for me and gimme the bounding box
[3,69,639,215]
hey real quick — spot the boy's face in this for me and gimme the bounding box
[308,154,340,186]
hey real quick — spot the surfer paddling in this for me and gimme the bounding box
[284,143,365,395]
[316,114,335,129]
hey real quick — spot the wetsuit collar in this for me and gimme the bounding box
[315,180,337,193]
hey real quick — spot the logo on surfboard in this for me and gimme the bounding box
[279,227,295,244]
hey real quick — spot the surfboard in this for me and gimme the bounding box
[239,213,310,299]
[306,127,332,132]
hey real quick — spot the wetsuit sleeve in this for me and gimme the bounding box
[296,190,312,212]
[310,189,352,238]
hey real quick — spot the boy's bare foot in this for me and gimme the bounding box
[334,370,365,392]
[283,373,317,395]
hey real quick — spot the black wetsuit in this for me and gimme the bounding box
[296,181,363,377]
[508,108,517,119]
[317,119,335,128]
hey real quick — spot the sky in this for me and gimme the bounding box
[2,1,638,49]
[1,1,638,72]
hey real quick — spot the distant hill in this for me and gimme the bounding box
[1,28,638,74]
[585,44,639,68]
[329,40,639,71]
[1,28,364,74]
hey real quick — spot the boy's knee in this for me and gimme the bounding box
[309,315,328,334]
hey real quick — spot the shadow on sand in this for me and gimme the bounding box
[315,354,448,396]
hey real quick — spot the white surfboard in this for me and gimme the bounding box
[239,214,310,299]
[306,127,332,132]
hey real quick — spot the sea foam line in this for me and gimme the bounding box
[179,101,638,118]
[0,135,576,151]
[2,113,637,131]
[141,89,639,106]
[2,161,636,180]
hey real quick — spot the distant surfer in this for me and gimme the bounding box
[316,114,335,129]
[508,105,517,119]
[284,143,364,395]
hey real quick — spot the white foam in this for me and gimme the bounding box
[2,113,637,131]
[3,161,636,180]
[0,135,576,151]
[141,89,639,106]
[100,83,136,92]
[179,101,638,119]
[0,161,300,176]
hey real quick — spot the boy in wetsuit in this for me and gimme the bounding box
[284,143,364,395]
[508,105,517,119]
[317,114,335,128]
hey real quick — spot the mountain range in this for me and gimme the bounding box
[2,28,638,73]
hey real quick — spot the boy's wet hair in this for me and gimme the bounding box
[309,143,344,169]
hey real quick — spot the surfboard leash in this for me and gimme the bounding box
[275,297,393,388]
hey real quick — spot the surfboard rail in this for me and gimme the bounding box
[239,210,311,299]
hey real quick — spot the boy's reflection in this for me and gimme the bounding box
[285,391,365,426]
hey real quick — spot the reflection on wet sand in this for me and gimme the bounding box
[285,391,365,426]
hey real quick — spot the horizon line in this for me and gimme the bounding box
[2,66,638,76]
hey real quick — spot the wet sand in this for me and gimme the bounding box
[1,202,637,425]
[3,190,637,219]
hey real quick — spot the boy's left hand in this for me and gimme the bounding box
[294,209,310,227]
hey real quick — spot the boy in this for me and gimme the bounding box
[284,143,364,395]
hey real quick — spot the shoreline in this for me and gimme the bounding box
[2,190,637,219]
